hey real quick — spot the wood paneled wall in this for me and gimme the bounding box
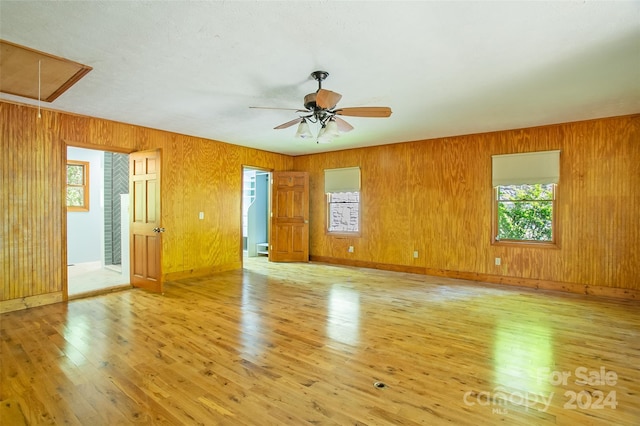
[1,102,64,307]
[294,115,640,295]
[2,99,638,310]
[1,101,293,310]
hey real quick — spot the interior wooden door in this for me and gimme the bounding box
[130,149,163,292]
[270,171,309,262]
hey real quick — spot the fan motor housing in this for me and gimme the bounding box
[304,93,318,110]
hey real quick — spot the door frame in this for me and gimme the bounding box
[63,141,134,301]
[240,165,272,268]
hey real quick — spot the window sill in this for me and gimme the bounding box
[327,232,361,238]
[492,240,559,249]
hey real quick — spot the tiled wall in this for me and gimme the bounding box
[103,152,129,265]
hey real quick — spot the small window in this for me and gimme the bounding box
[67,160,89,211]
[495,184,555,243]
[327,191,360,233]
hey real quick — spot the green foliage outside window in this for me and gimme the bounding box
[67,164,84,185]
[66,187,84,207]
[497,184,554,241]
[66,162,88,210]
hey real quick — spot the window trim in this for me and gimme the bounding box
[491,184,559,248]
[66,160,90,212]
[326,191,361,237]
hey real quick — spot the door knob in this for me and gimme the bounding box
[153,227,166,233]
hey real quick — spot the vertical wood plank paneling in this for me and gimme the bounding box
[23,106,34,298]
[15,105,26,300]
[366,144,413,263]
[221,144,243,266]
[295,114,640,291]
[2,99,635,308]
[9,104,21,300]
[161,133,185,274]
[0,103,6,301]
[1,103,12,299]
[54,110,66,297]
[208,141,225,268]
[408,139,428,269]
[180,134,197,272]
[1,104,65,301]
[36,110,45,294]
[1,101,293,307]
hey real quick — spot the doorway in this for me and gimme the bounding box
[66,146,130,297]
[242,168,270,261]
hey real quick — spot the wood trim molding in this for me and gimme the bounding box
[310,255,425,275]
[0,292,64,314]
[311,256,640,301]
[65,139,135,154]
[67,284,133,301]
[425,268,640,300]
[424,268,640,301]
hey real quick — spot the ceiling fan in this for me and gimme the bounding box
[250,70,392,143]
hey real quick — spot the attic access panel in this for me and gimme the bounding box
[0,39,92,102]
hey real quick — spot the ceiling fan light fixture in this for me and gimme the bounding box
[295,118,313,139]
[252,70,391,145]
[316,124,335,144]
[325,118,340,137]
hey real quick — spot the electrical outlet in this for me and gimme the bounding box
[495,257,501,266]
[199,212,204,220]
[413,251,419,259]
[348,246,354,253]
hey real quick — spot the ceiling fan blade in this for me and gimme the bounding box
[335,107,392,118]
[250,106,308,112]
[334,117,354,133]
[273,118,303,130]
[316,89,342,109]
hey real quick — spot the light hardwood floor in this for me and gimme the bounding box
[1,258,639,425]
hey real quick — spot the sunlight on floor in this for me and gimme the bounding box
[68,261,129,296]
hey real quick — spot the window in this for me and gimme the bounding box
[492,150,560,245]
[325,167,360,234]
[328,191,360,233]
[66,160,89,211]
[495,184,555,242]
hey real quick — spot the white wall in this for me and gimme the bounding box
[67,147,103,264]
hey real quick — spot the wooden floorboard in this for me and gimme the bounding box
[1,257,639,425]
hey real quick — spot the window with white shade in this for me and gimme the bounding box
[492,150,560,245]
[325,167,360,234]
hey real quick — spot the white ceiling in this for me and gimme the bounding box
[1,1,639,156]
